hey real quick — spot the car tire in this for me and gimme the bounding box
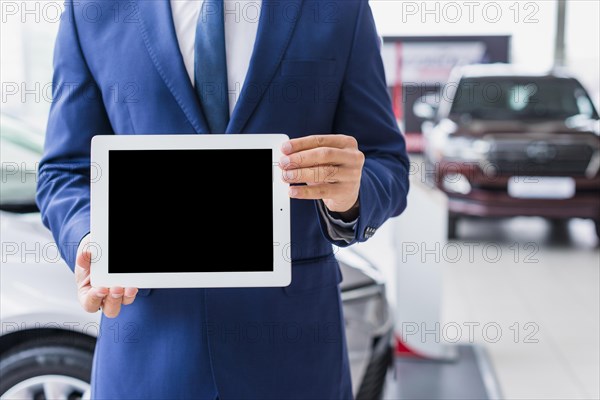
[355,344,393,400]
[448,214,459,240]
[0,335,94,399]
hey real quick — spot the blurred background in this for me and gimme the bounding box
[1,1,599,399]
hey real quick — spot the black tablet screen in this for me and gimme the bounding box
[108,149,274,273]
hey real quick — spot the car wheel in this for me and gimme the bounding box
[355,344,393,400]
[0,336,94,399]
[448,214,459,240]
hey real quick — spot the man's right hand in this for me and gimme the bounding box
[76,235,138,318]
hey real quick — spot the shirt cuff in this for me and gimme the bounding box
[316,200,358,243]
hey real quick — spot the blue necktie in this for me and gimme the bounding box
[195,0,229,134]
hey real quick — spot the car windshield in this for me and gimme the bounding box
[450,77,599,121]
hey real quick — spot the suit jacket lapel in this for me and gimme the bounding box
[227,0,304,134]
[134,0,210,134]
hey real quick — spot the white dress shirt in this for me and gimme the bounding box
[170,0,357,240]
[170,0,261,116]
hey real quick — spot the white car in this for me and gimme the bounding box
[0,116,393,400]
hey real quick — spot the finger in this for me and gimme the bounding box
[122,287,139,306]
[81,287,108,313]
[282,135,358,155]
[280,148,352,170]
[288,184,344,200]
[282,165,347,184]
[102,287,124,318]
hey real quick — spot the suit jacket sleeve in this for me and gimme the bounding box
[36,3,113,271]
[316,1,410,247]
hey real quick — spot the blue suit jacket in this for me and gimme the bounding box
[37,1,409,398]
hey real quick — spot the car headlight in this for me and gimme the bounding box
[442,173,472,195]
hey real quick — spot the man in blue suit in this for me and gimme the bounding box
[37,0,409,398]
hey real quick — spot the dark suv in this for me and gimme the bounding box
[420,64,600,239]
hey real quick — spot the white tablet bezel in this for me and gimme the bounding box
[90,134,291,288]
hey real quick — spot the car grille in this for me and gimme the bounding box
[486,141,596,176]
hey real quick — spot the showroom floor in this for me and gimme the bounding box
[385,344,496,400]
[441,217,599,400]
[359,171,600,399]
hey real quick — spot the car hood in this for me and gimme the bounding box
[0,212,384,293]
[447,117,600,139]
[0,211,55,249]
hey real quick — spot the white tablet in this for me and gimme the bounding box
[90,134,291,288]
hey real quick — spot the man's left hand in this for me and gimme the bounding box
[280,135,364,219]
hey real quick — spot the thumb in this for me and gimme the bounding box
[76,249,92,271]
[76,234,92,270]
